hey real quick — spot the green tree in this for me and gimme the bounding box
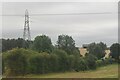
[57,35,79,55]
[33,35,53,53]
[110,43,120,61]
[2,38,32,52]
[87,42,107,59]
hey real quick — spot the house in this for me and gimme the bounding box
[79,44,89,57]
[79,44,111,58]
[79,48,88,57]
[104,49,111,59]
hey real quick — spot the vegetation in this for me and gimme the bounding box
[2,38,32,52]
[85,54,97,70]
[32,35,53,53]
[87,42,107,59]
[1,34,119,77]
[23,64,118,78]
[57,35,80,55]
[3,48,28,76]
[3,48,115,77]
[110,43,120,62]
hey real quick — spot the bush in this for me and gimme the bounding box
[52,49,69,72]
[74,56,88,72]
[96,58,115,67]
[85,54,97,70]
[67,55,75,70]
[29,52,50,74]
[78,58,88,71]
[3,48,28,76]
[48,54,58,72]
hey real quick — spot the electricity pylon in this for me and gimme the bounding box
[23,9,31,41]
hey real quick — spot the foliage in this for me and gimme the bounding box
[48,54,59,72]
[52,49,69,72]
[2,34,119,77]
[57,35,79,55]
[85,54,97,70]
[2,38,32,52]
[110,43,120,61]
[96,58,115,67]
[3,48,28,76]
[67,55,75,70]
[29,53,50,74]
[32,35,53,53]
[74,57,88,71]
[87,42,107,59]
[3,48,115,76]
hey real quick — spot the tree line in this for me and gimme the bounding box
[2,35,120,60]
[2,34,120,76]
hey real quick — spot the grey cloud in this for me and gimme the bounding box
[2,2,118,47]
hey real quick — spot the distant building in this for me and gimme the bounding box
[104,49,111,59]
[79,44,111,58]
[79,48,88,57]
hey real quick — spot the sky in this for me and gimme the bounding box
[1,2,118,47]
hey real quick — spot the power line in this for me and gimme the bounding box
[1,12,117,16]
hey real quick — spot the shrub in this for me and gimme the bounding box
[3,48,28,76]
[96,60,104,67]
[96,58,115,67]
[85,54,97,70]
[67,55,75,70]
[48,54,58,72]
[74,57,88,72]
[52,49,69,72]
[78,58,88,71]
[29,52,50,74]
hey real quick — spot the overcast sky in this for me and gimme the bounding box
[1,2,118,47]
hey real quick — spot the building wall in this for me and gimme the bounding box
[104,50,111,58]
[79,48,88,57]
[79,48,111,58]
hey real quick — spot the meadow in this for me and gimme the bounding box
[24,64,118,78]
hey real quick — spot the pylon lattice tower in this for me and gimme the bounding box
[23,9,31,41]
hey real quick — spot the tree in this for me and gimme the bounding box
[33,35,53,53]
[57,35,79,55]
[99,42,107,50]
[87,42,107,59]
[110,43,120,61]
[2,38,32,52]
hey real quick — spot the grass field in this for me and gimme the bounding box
[24,64,118,78]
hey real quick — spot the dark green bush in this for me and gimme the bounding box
[52,49,69,72]
[29,52,50,74]
[74,56,88,72]
[48,54,58,72]
[67,55,75,70]
[78,58,88,71]
[3,48,28,76]
[85,54,97,70]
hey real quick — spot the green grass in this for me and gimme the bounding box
[23,64,118,78]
